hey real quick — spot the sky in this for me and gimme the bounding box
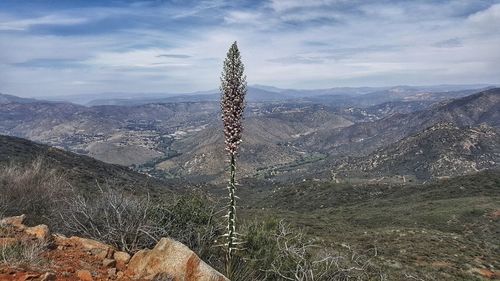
[1,0,500,97]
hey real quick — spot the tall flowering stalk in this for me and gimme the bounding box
[220,41,246,275]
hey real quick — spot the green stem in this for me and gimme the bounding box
[226,153,236,277]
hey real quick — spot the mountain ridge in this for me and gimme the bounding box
[333,122,500,181]
[299,88,500,156]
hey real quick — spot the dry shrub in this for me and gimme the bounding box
[59,184,154,253]
[59,185,222,257]
[242,220,384,281]
[0,239,48,267]
[0,157,69,226]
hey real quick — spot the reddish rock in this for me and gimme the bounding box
[0,215,26,230]
[113,251,131,264]
[69,236,110,251]
[21,273,39,280]
[52,234,70,246]
[25,225,50,240]
[39,272,56,281]
[76,269,93,281]
[107,268,117,277]
[471,268,496,279]
[102,258,116,268]
[69,236,114,259]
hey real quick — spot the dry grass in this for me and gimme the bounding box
[0,157,69,226]
[0,238,48,267]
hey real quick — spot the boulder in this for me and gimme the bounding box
[76,269,93,281]
[69,236,114,259]
[22,273,40,280]
[0,214,26,229]
[52,233,70,245]
[102,258,116,268]
[114,251,131,264]
[25,224,50,240]
[126,238,229,281]
[39,272,57,281]
[69,236,110,251]
[107,268,117,277]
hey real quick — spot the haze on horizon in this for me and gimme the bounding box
[1,0,500,98]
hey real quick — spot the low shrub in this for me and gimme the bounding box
[239,219,382,281]
[0,239,48,267]
[0,158,69,226]
[59,185,223,259]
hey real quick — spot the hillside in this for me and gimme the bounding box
[246,169,500,280]
[299,88,500,156]
[0,87,497,183]
[333,123,500,181]
[0,101,219,166]
[0,135,171,193]
[156,106,353,182]
[0,93,39,104]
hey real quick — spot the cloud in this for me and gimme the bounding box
[268,55,325,65]
[85,49,194,69]
[156,54,191,59]
[0,0,500,97]
[467,3,500,30]
[0,14,88,31]
[11,58,86,68]
[269,0,344,12]
[432,38,463,48]
[224,11,262,24]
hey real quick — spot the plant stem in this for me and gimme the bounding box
[226,153,236,277]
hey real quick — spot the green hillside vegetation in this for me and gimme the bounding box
[244,169,500,280]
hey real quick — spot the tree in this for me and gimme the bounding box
[220,41,247,277]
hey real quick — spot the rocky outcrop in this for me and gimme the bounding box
[126,238,229,281]
[56,235,115,260]
[25,224,50,240]
[0,215,229,281]
[0,214,28,229]
[0,214,50,240]
[114,251,131,264]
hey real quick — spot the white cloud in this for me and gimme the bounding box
[0,14,87,31]
[467,3,500,30]
[224,11,262,24]
[1,1,500,97]
[269,0,345,12]
[85,49,193,69]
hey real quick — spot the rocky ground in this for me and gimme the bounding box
[0,215,227,281]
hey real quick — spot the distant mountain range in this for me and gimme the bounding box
[85,84,496,107]
[10,83,491,106]
[0,86,498,183]
[0,93,40,104]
